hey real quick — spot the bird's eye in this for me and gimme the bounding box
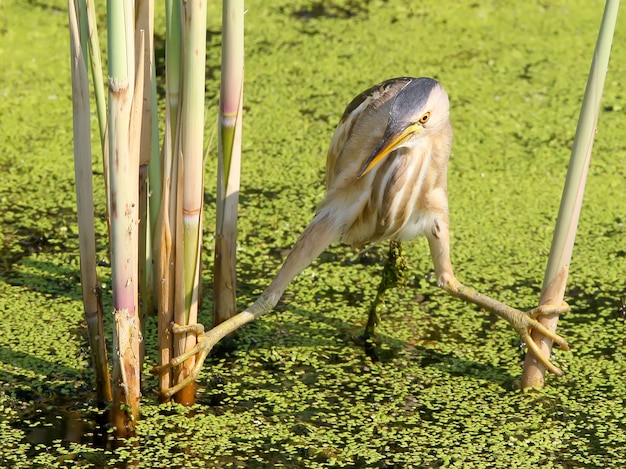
[419,112,430,124]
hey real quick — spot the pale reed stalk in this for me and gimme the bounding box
[521,0,620,388]
[171,0,208,405]
[68,0,112,407]
[107,0,142,435]
[213,0,244,326]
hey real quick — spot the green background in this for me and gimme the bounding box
[0,0,624,467]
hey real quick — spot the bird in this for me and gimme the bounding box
[157,77,569,398]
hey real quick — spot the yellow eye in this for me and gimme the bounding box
[419,112,430,124]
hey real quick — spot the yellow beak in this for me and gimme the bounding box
[358,122,422,177]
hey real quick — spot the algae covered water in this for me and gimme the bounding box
[1,0,625,467]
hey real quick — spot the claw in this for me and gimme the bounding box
[515,306,569,376]
[172,322,206,335]
[442,277,569,377]
[153,308,262,399]
[527,301,570,319]
[151,322,206,372]
[153,334,214,399]
[151,322,215,399]
[521,331,563,376]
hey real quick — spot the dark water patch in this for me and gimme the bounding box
[341,244,387,267]
[25,0,63,13]
[153,28,222,101]
[8,391,110,449]
[1,255,84,300]
[1,226,57,276]
[286,0,372,21]
[615,296,626,320]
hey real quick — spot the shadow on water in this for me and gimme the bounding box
[285,0,371,20]
[0,344,111,453]
[153,30,221,101]
[1,227,64,282]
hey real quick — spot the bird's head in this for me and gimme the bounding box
[358,77,450,177]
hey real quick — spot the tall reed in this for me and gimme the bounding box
[155,0,182,401]
[106,0,142,433]
[68,0,112,407]
[178,0,209,405]
[213,0,244,326]
[521,0,619,388]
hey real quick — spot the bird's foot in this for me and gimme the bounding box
[442,278,569,376]
[152,322,216,399]
[512,302,570,376]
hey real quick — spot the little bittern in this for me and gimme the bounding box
[158,77,569,398]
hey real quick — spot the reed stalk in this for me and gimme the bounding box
[213,0,244,326]
[171,0,208,405]
[82,0,106,153]
[107,0,142,435]
[83,0,110,231]
[156,0,183,401]
[68,0,112,407]
[71,0,210,412]
[135,0,157,371]
[521,0,619,388]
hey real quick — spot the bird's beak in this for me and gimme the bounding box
[358,122,422,178]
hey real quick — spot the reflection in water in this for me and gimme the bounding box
[18,393,109,449]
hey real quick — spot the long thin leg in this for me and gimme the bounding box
[362,240,407,339]
[427,217,569,375]
[154,213,340,398]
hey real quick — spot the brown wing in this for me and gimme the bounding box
[324,77,414,190]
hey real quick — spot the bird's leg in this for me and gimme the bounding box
[153,213,340,398]
[441,276,569,374]
[362,240,407,340]
[427,218,569,376]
